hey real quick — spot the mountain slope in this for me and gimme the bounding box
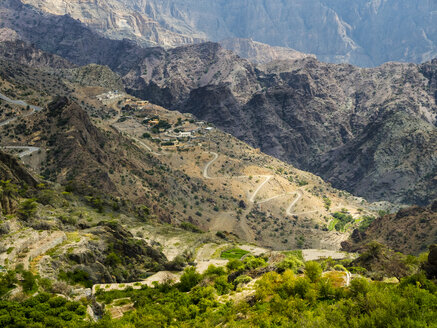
[1,48,378,251]
[219,38,315,64]
[342,201,437,255]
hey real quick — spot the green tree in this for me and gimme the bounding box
[305,261,322,283]
[179,267,201,292]
[21,271,36,293]
[17,198,37,221]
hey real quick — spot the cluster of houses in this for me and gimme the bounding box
[96,90,123,102]
[114,96,216,148]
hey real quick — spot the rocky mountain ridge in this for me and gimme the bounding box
[19,0,437,66]
[1,45,376,251]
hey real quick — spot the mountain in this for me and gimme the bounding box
[18,0,437,66]
[1,45,377,251]
[1,1,435,205]
[19,0,206,47]
[0,4,437,325]
[0,38,74,69]
[123,45,437,205]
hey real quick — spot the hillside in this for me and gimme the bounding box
[0,47,387,251]
[0,3,436,325]
[0,3,435,205]
[342,202,437,255]
[219,38,315,64]
[122,46,437,206]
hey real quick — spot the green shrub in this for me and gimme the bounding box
[226,259,245,272]
[215,231,226,239]
[21,271,36,293]
[59,269,93,288]
[204,265,227,277]
[179,267,201,292]
[277,255,304,273]
[243,256,266,270]
[234,275,252,286]
[213,276,233,295]
[180,222,202,233]
[105,252,122,267]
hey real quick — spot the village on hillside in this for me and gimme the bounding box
[97,91,215,151]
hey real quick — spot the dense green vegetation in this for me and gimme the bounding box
[0,294,86,327]
[1,182,436,327]
[0,245,435,327]
[332,211,354,231]
[91,256,436,327]
[220,248,250,260]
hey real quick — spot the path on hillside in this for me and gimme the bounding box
[0,92,42,157]
[203,151,311,215]
[0,145,41,158]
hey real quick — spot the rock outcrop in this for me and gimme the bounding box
[219,38,315,64]
[61,222,169,283]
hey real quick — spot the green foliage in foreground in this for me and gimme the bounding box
[0,263,436,327]
[88,269,437,328]
[0,293,86,327]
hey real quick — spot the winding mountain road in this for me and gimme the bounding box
[203,151,218,179]
[249,176,272,203]
[0,92,42,157]
[203,152,310,215]
[1,92,312,217]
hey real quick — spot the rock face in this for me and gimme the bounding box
[0,151,38,215]
[19,0,437,66]
[219,38,315,64]
[20,0,206,48]
[0,151,38,187]
[62,222,169,283]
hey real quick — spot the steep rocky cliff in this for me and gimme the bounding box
[19,0,437,66]
[219,38,315,64]
[0,38,74,69]
[0,151,38,215]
